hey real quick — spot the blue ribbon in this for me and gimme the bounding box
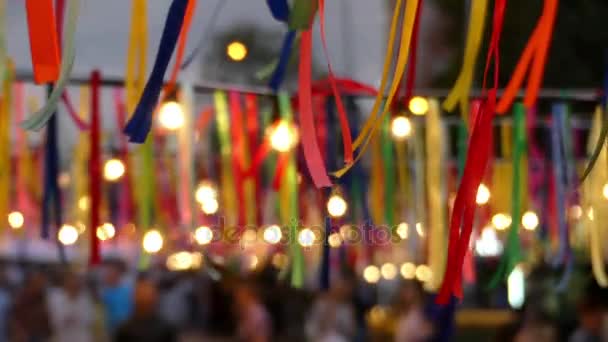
[269,30,296,92]
[124,0,189,143]
[267,0,290,22]
[319,213,331,291]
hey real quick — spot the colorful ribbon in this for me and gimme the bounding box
[25,0,61,84]
[89,71,101,265]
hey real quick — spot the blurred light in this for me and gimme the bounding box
[328,232,342,248]
[190,252,203,269]
[76,221,87,234]
[201,197,219,215]
[368,306,388,326]
[58,172,71,188]
[104,159,125,182]
[391,116,412,140]
[8,211,24,229]
[476,183,490,205]
[363,265,380,284]
[381,263,397,280]
[158,101,185,130]
[415,264,432,282]
[298,228,316,247]
[569,205,583,220]
[397,222,408,239]
[327,194,347,218]
[408,96,429,115]
[58,224,79,245]
[400,262,416,279]
[247,255,258,270]
[96,223,116,241]
[507,264,525,309]
[78,196,90,211]
[226,41,248,61]
[241,229,257,246]
[194,226,213,245]
[142,230,163,253]
[588,207,595,221]
[195,181,217,205]
[521,211,539,231]
[270,121,297,152]
[492,213,512,230]
[416,222,424,237]
[263,225,282,244]
[475,227,503,257]
[166,251,194,271]
[272,253,288,269]
[603,183,608,199]
[339,225,351,238]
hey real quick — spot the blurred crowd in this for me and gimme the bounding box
[0,260,605,341]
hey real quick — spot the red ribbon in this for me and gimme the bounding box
[89,71,102,265]
[25,0,61,84]
[298,29,332,188]
[229,91,246,227]
[245,94,262,225]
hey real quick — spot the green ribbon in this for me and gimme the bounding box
[288,0,318,30]
[457,121,468,180]
[581,108,607,182]
[488,102,526,288]
[382,114,395,227]
[138,137,156,270]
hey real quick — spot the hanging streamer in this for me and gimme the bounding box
[124,0,189,143]
[177,83,196,231]
[402,0,423,107]
[21,0,80,131]
[381,114,395,227]
[166,0,197,93]
[496,0,559,113]
[318,0,353,164]
[580,66,608,182]
[89,71,101,265]
[0,62,11,228]
[214,91,237,227]
[24,0,61,84]
[333,0,419,178]
[443,0,488,121]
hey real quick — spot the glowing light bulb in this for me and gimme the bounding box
[363,265,380,284]
[247,255,258,270]
[104,159,125,182]
[194,226,214,245]
[270,121,297,152]
[408,96,429,115]
[587,207,595,221]
[521,211,539,231]
[569,205,583,220]
[400,262,416,279]
[241,229,257,247]
[415,264,432,282]
[143,230,163,253]
[226,41,248,61]
[96,223,116,241]
[396,222,408,239]
[475,227,503,257]
[263,225,282,244]
[381,263,397,280]
[476,183,490,205]
[78,196,90,211]
[416,222,424,237]
[507,264,525,309]
[158,101,185,130]
[166,251,194,271]
[391,116,412,140]
[328,232,342,248]
[195,182,217,205]
[58,224,79,245]
[327,194,347,218]
[492,213,512,230]
[298,228,316,247]
[8,211,24,229]
[201,197,219,215]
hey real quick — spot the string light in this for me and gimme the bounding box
[58,224,79,245]
[415,264,432,282]
[521,211,539,231]
[400,262,416,279]
[328,233,342,248]
[396,222,408,239]
[381,263,397,280]
[96,223,116,241]
[166,251,195,271]
[363,265,381,284]
[476,183,490,205]
[492,213,512,230]
[8,211,24,229]
[507,264,525,309]
[408,96,429,115]
[195,181,217,204]
[142,230,163,253]
[194,226,214,245]
[475,227,503,257]
[270,121,298,152]
[327,194,347,218]
[201,198,219,215]
[158,101,185,130]
[103,159,125,182]
[263,225,282,244]
[298,228,316,247]
[603,183,608,199]
[226,41,248,61]
[391,116,412,140]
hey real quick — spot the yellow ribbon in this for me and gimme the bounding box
[369,134,384,225]
[214,91,237,227]
[426,99,446,291]
[443,0,488,121]
[0,60,13,224]
[333,0,419,178]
